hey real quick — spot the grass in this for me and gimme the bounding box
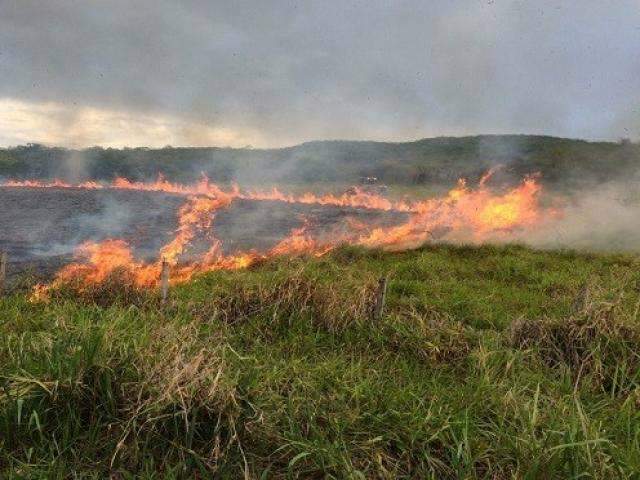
[1,243,640,478]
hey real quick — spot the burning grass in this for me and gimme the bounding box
[41,265,152,306]
[2,244,640,478]
[2,171,561,297]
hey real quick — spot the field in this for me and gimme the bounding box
[2,244,640,478]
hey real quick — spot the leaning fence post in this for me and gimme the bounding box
[373,276,388,320]
[0,251,6,297]
[160,258,169,304]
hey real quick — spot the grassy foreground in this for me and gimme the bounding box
[1,244,640,479]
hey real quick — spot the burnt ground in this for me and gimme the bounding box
[0,187,407,284]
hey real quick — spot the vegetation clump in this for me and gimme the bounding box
[509,281,640,395]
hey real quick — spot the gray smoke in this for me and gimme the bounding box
[60,151,90,183]
[1,0,640,147]
[519,180,640,252]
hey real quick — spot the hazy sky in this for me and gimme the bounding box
[1,0,639,147]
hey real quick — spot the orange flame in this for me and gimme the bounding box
[1,172,560,296]
[55,239,160,286]
[159,194,233,265]
[356,175,548,250]
[1,174,413,210]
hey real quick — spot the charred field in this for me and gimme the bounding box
[0,186,406,286]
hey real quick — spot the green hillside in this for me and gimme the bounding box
[1,135,638,189]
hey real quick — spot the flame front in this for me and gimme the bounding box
[159,195,233,265]
[1,171,559,295]
[54,239,160,287]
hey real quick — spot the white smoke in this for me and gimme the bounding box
[522,181,640,252]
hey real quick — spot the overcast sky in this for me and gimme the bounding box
[1,0,639,148]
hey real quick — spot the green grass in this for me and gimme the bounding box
[1,244,640,478]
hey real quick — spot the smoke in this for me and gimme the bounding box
[2,1,640,147]
[60,151,90,183]
[34,197,135,258]
[0,189,182,262]
[519,181,640,252]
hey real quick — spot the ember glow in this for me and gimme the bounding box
[1,172,559,294]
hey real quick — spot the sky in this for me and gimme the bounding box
[1,0,639,148]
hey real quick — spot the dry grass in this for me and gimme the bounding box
[108,324,243,473]
[383,308,476,364]
[508,281,640,394]
[188,267,379,332]
[47,267,152,307]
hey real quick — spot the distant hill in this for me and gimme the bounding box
[1,135,638,189]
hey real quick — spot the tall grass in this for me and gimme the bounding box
[1,244,639,478]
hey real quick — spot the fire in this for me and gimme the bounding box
[1,179,103,189]
[159,195,233,264]
[1,174,414,211]
[269,220,333,257]
[243,185,414,212]
[475,178,541,231]
[54,239,159,287]
[0,171,559,296]
[448,176,543,236]
[354,175,547,249]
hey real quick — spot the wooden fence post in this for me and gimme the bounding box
[373,276,388,320]
[0,251,6,297]
[572,281,591,314]
[160,259,169,304]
